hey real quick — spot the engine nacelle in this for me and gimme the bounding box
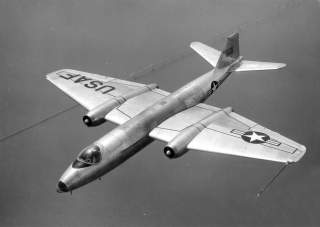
[164,107,233,158]
[83,83,159,127]
[164,125,203,159]
[83,97,125,127]
[163,146,188,159]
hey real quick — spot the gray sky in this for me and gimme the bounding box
[1,0,320,226]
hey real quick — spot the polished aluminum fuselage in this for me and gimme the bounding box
[60,65,236,191]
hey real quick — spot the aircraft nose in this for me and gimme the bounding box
[56,181,69,193]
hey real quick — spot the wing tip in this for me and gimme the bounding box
[289,145,307,163]
[46,69,76,80]
[190,41,202,49]
[277,63,287,69]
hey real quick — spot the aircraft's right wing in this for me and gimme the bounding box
[47,69,156,110]
[149,105,306,163]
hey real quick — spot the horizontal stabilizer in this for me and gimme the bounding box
[190,42,221,67]
[216,33,239,69]
[191,33,286,72]
[234,60,286,72]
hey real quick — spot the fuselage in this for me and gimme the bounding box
[57,62,239,192]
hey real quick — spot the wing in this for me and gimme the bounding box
[105,88,170,125]
[149,106,306,163]
[234,60,286,71]
[47,69,171,124]
[149,104,220,142]
[46,69,156,110]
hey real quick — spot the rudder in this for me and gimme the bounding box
[216,33,240,69]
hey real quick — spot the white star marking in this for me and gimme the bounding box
[243,132,267,143]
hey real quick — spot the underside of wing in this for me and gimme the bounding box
[149,104,306,163]
[47,69,150,110]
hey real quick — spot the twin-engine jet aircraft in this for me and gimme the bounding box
[47,33,306,193]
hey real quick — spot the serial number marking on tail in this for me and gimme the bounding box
[57,71,115,94]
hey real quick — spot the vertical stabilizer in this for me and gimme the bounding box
[190,32,285,71]
[216,33,239,69]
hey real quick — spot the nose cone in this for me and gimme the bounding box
[56,181,69,193]
[56,162,95,193]
[57,164,79,193]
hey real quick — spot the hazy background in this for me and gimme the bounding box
[1,0,320,226]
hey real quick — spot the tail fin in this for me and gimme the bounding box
[216,33,239,69]
[190,32,286,71]
[190,33,240,69]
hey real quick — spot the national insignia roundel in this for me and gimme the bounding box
[241,131,270,144]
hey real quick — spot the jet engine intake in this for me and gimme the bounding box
[83,83,159,127]
[83,97,125,127]
[163,107,233,159]
[164,125,203,159]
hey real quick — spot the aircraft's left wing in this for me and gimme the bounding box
[149,106,306,163]
[106,91,306,163]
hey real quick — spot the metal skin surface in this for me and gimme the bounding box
[164,107,233,159]
[83,83,158,126]
[57,57,238,193]
[55,33,296,193]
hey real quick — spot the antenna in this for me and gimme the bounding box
[0,104,79,143]
[0,55,176,143]
[256,162,291,198]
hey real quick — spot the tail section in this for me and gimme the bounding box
[190,32,286,71]
[234,60,286,71]
[190,41,221,67]
[216,33,239,69]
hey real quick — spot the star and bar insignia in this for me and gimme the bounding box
[231,129,281,146]
[241,131,270,144]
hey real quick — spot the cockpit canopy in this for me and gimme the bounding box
[77,145,102,165]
